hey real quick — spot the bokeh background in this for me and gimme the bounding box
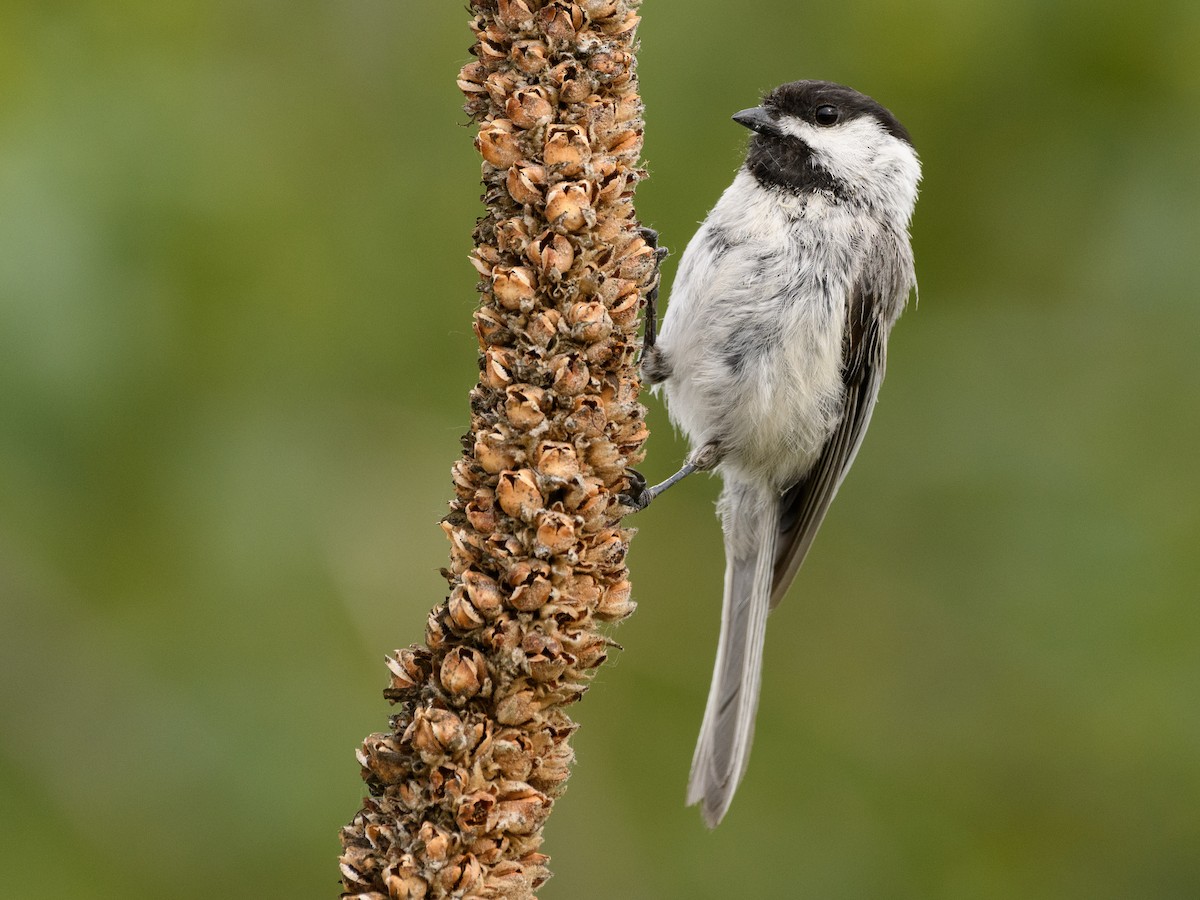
[3,1,1199,897]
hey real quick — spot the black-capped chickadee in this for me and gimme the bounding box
[627,80,921,826]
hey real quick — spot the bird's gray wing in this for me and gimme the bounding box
[769,280,888,608]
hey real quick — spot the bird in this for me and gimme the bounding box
[626,80,921,826]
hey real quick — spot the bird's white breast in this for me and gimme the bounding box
[657,171,868,488]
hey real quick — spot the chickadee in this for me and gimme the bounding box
[629,81,921,826]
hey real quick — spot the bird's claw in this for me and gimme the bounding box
[617,467,653,512]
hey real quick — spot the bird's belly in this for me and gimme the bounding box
[667,298,846,488]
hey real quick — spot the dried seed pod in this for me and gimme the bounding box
[484,69,519,107]
[476,119,523,168]
[566,299,613,342]
[448,586,486,631]
[457,60,489,97]
[482,347,515,389]
[544,180,597,233]
[537,1,584,42]
[382,863,428,900]
[492,266,537,310]
[417,822,452,865]
[473,307,510,350]
[547,59,597,104]
[496,469,544,522]
[440,647,490,702]
[504,384,547,429]
[526,230,575,280]
[494,215,532,256]
[548,352,590,395]
[474,429,519,474]
[437,853,484,895]
[535,510,577,555]
[523,632,569,682]
[505,163,546,207]
[462,569,505,619]
[595,578,635,621]
[511,39,549,74]
[543,124,590,176]
[508,570,553,612]
[505,87,554,130]
[534,441,579,479]
[384,646,432,695]
[525,308,561,347]
[496,689,539,726]
[496,0,536,30]
[564,394,607,436]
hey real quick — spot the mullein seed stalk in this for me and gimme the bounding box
[339,2,652,897]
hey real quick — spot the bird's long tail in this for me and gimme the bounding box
[687,478,778,827]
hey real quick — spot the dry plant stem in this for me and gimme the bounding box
[338,1,653,897]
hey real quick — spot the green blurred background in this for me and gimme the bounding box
[2,1,1198,897]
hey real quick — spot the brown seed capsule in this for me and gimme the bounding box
[505,87,554,130]
[505,163,546,207]
[438,853,484,895]
[538,1,584,41]
[504,384,547,430]
[474,429,519,474]
[523,632,569,683]
[588,50,626,78]
[511,39,549,73]
[492,785,551,835]
[496,689,539,726]
[477,37,508,65]
[448,586,485,631]
[580,0,619,19]
[496,469,543,522]
[497,0,536,30]
[385,646,432,694]
[360,735,407,785]
[583,532,625,572]
[383,864,428,900]
[462,570,505,619]
[526,230,575,280]
[544,180,596,233]
[566,300,613,342]
[584,439,624,484]
[564,394,606,436]
[599,275,640,324]
[596,165,628,204]
[457,790,496,836]
[509,571,553,612]
[490,266,536,311]
[549,352,590,395]
[482,347,515,389]
[484,69,519,108]
[535,509,577,555]
[473,307,510,350]
[607,127,641,156]
[427,611,456,654]
[535,441,579,479]
[441,647,489,702]
[548,59,597,104]
[494,215,532,256]
[476,120,523,169]
[417,822,452,865]
[543,124,590,176]
[525,308,561,347]
[456,61,489,96]
[612,417,650,449]
[601,10,640,35]
[595,579,636,620]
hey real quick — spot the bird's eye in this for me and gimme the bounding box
[814,105,839,126]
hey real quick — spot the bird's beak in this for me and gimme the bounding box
[732,106,780,137]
